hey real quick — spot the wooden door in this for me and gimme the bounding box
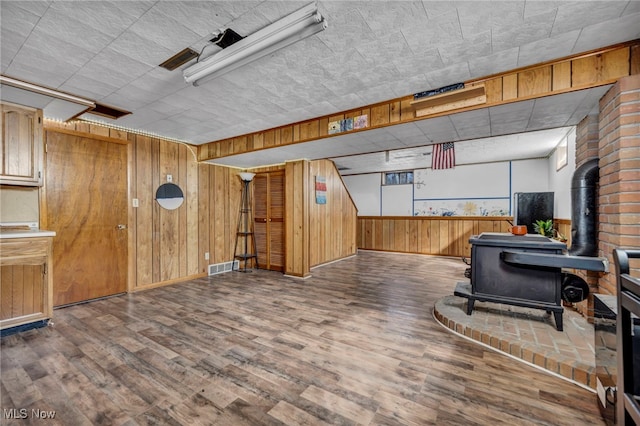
[253,171,285,271]
[44,131,128,306]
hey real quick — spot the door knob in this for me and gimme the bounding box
[116,224,127,230]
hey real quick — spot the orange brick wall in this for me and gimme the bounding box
[597,74,640,295]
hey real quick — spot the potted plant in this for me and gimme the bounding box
[533,219,568,242]
[533,219,555,238]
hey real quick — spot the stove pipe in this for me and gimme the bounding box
[569,158,599,257]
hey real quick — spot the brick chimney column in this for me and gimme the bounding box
[598,74,640,295]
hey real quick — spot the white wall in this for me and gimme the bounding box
[342,174,381,215]
[548,128,576,219]
[342,128,577,218]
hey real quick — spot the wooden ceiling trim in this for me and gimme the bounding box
[197,39,640,163]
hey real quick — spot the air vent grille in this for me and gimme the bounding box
[159,47,199,71]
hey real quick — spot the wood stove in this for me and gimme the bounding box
[455,232,608,331]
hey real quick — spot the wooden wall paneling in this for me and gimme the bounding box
[389,101,401,123]
[281,126,293,145]
[127,136,136,292]
[299,121,319,141]
[572,48,629,87]
[601,47,632,81]
[370,104,390,126]
[518,66,552,97]
[318,117,329,137]
[632,44,640,75]
[134,136,153,287]
[178,145,188,278]
[502,73,518,100]
[212,166,225,263]
[484,78,503,103]
[229,170,242,262]
[158,140,179,282]
[263,130,275,148]
[197,164,210,274]
[356,217,518,257]
[151,138,161,284]
[284,161,308,276]
[308,160,357,267]
[552,62,572,91]
[185,149,199,276]
[372,219,382,250]
[408,219,418,253]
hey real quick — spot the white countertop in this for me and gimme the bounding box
[0,229,56,239]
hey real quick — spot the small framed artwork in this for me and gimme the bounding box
[315,176,326,204]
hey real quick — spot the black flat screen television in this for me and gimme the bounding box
[513,192,554,234]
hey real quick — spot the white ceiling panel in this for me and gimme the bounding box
[0,0,637,175]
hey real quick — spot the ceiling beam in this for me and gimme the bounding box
[198,39,640,163]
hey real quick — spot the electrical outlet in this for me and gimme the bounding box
[204,252,210,260]
[132,198,139,208]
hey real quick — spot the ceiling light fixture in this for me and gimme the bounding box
[183,2,327,86]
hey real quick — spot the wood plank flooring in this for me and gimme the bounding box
[1,251,605,425]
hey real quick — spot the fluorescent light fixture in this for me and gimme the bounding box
[183,2,327,86]
[0,75,95,107]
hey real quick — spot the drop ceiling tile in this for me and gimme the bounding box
[551,1,630,36]
[59,74,120,100]
[438,30,492,66]
[319,7,375,52]
[450,108,491,140]
[492,9,555,53]
[48,1,140,38]
[128,8,203,54]
[356,1,429,35]
[422,62,472,92]
[0,85,52,109]
[516,30,581,68]
[5,46,76,88]
[468,47,519,78]
[355,31,413,63]
[34,7,114,54]
[392,47,444,76]
[152,1,234,37]
[108,30,174,67]
[1,29,29,71]
[402,9,461,52]
[24,27,95,69]
[4,0,51,16]
[79,48,151,87]
[0,2,41,36]
[527,91,585,130]
[573,13,640,53]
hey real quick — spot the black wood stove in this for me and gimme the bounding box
[455,232,608,331]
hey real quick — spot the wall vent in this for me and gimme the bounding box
[208,260,239,276]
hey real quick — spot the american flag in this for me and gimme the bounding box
[431,142,455,169]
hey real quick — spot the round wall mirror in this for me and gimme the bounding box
[156,183,184,210]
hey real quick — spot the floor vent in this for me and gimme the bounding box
[208,260,239,276]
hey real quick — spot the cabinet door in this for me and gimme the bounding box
[0,103,43,186]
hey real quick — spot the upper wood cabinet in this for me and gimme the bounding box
[1,102,43,186]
